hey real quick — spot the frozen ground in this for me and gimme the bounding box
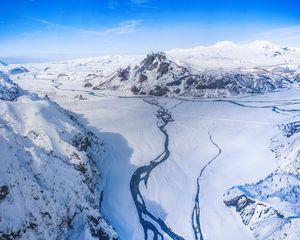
[2,41,300,239]
[11,68,300,239]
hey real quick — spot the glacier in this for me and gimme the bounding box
[1,41,300,239]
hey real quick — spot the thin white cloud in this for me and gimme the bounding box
[29,17,143,37]
[107,0,153,9]
[260,26,300,36]
[30,18,67,31]
[107,0,118,9]
[103,20,143,35]
[257,25,300,44]
[131,0,151,4]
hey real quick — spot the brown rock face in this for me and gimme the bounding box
[118,66,131,81]
[157,62,170,76]
[0,185,9,202]
[139,74,148,83]
[149,85,169,96]
[84,82,93,88]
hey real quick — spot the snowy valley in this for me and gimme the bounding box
[1,41,300,240]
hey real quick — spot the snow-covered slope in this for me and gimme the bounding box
[29,54,143,88]
[0,81,117,239]
[0,60,8,67]
[8,66,29,75]
[224,109,300,240]
[94,51,300,97]
[0,60,29,75]
[167,40,300,71]
[0,61,30,101]
[14,41,300,98]
[0,72,21,101]
[14,63,300,239]
[5,40,300,240]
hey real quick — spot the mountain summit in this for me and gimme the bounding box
[93,50,298,97]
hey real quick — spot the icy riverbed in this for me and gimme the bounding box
[12,69,300,239]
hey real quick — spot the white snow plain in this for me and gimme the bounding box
[2,41,300,240]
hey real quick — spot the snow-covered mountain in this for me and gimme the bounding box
[3,41,300,240]
[0,72,21,101]
[0,78,117,239]
[94,50,300,97]
[0,60,8,67]
[9,66,29,75]
[167,40,300,71]
[14,40,300,98]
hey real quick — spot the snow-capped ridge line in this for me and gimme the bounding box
[92,51,300,98]
[167,40,298,52]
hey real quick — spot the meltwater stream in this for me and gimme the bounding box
[191,132,221,240]
[130,99,185,240]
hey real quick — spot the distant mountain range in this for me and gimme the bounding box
[0,60,8,66]
[91,41,300,97]
[2,41,300,98]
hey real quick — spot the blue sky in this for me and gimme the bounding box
[1,0,300,61]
